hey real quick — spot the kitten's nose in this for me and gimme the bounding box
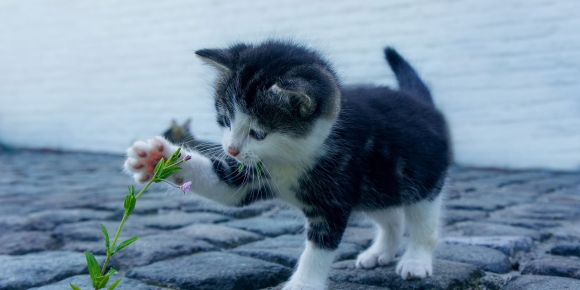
[228,147,240,157]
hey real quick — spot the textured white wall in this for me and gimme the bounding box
[0,0,579,170]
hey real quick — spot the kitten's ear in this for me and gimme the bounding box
[170,119,182,136]
[170,119,179,130]
[195,49,233,72]
[182,118,192,132]
[270,82,315,117]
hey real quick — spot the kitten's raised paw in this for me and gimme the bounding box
[356,248,394,269]
[396,257,432,280]
[124,136,173,183]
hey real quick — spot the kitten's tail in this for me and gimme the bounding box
[384,47,433,104]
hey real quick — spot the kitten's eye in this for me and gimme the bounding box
[249,129,267,140]
[223,117,231,128]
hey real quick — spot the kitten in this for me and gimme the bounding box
[124,40,450,290]
[162,118,221,157]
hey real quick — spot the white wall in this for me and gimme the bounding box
[0,0,579,170]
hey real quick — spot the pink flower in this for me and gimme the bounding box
[180,181,192,193]
[184,155,192,161]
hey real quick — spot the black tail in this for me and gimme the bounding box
[384,47,433,104]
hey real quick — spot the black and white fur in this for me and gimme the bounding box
[125,40,451,290]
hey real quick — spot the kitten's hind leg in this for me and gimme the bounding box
[356,207,404,268]
[397,194,442,279]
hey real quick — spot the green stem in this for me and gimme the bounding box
[135,178,154,200]
[99,179,154,275]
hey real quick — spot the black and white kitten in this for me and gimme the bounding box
[124,40,450,290]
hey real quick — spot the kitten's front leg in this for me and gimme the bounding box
[283,211,350,290]
[124,136,258,206]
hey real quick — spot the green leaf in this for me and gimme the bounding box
[237,164,244,173]
[257,162,263,176]
[128,185,135,196]
[70,283,81,290]
[114,236,140,253]
[158,166,182,180]
[84,251,100,287]
[123,194,136,215]
[153,157,166,177]
[105,268,118,276]
[93,267,118,289]
[100,224,110,254]
[167,147,182,165]
[96,275,110,289]
[107,279,122,290]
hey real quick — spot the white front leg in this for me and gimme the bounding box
[124,136,255,206]
[283,241,335,290]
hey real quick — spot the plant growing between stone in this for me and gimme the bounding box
[70,148,191,290]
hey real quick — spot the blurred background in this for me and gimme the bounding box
[0,0,578,170]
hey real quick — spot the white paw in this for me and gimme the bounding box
[355,248,394,269]
[124,136,175,183]
[282,281,323,290]
[396,256,433,279]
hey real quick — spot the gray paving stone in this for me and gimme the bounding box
[504,274,580,290]
[0,204,37,215]
[27,209,117,231]
[0,231,60,255]
[444,209,487,225]
[342,227,375,249]
[521,255,580,279]
[550,243,580,258]
[505,174,580,194]
[135,211,230,230]
[233,247,301,269]
[0,251,101,290]
[60,240,108,256]
[28,193,104,211]
[0,215,33,234]
[29,274,161,290]
[347,212,375,228]
[265,208,305,221]
[446,221,548,241]
[478,273,506,290]
[230,234,362,268]
[182,197,278,218]
[325,281,391,289]
[440,236,533,256]
[94,199,182,214]
[53,220,159,242]
[330,259,485,290]
[491,202,580,221]
[267,280,390,289]
[173,223,263,248]
[445,197,516,212]
[448,168,502,182]
[126,252,292,290]
[491,172,555,188]
[110,234,218,270]
[486,217,562,230]
[540,190,580,204]
[434,243,511,273]
[223,216,303,237]
[336,242,365,262]
[547,222,580,241]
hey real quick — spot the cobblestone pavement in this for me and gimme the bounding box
[1,150,580,290]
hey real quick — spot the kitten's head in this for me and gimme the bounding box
[162,119,192,145]
[196,40,341,166]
